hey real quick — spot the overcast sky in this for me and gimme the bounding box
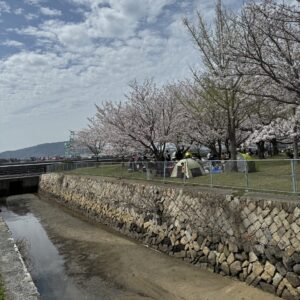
[0,0,270,152]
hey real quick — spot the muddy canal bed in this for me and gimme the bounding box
[0,194,278,300]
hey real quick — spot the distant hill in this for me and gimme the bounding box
[0,142,67,159]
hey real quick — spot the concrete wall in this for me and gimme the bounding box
[0,217,40,300]
[40,173,300,299]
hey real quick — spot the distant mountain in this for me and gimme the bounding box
[0,142,67,159]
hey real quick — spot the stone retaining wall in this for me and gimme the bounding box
[40,173,300,299]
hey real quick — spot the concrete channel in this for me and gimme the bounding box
[0,193,279,300]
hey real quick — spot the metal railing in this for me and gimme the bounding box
[54,158,300,195]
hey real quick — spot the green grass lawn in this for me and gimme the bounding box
[67,159,300,194]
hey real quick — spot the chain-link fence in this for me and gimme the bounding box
[57,159,300,195]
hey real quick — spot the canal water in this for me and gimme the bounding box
[1,195,116,300]
[0,194,278,300]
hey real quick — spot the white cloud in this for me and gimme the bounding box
[0,0,217,151]
[14,8,24,15]
[0,1,10,14]
[24,13,39,20]
[40,6,62,17]
[2,40,24,48]
[24,0,43,6]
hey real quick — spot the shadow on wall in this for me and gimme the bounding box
[0,177,40,197]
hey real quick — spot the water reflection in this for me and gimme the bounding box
[1,198,89,300]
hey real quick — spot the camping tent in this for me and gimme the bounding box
[171,158,204,179]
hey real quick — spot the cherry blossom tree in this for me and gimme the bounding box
[246,105,300,156]
[75,118,106,161]
[183,0,252,165]
[233,0,300,157]
[95,79,189,160]
[173,81,227,158]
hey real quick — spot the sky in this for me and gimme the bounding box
[0,0,261,152]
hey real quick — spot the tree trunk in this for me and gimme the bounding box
[228,128,237,171]
[225,139,229,153]
[208,143,217,159]
[217,139,222,160]
[293,136,299,159]
[271,139,279,156]
[256,141,265,159]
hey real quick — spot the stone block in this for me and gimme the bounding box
[255,229,263,240]
[235,253,247,261]
[180,236,189,245]
[278,226,287,237]
[265,261,276,277]
[294,265,300,275]
[277,280,285,297]
[270,222,278,234]
[248,263,253,274]
[173,250,186,258]
[217,243,224,253]
[227,253,235,265]
[276,262,287,276]
[272,272,283,287]
[273,232,281,243]
[293,253,300,264]
[252,261,264,276]
[259,282,276,294]
[294,207,300,220]
[271,207,279,217]
[243,218,251,229]
[248,202,256,213]
[287,246,296,257]
[243,206,251,216]
[253,244,265,256]
[203,246,209,256]
[262,208,271,218]
[248,212,258,224]
[230,261,242,276]
[283,219,290,231]
[245,272,256,285]
[278,209,288,221]
[252,275,261,287]
[281,289,296,300]
[228,242,238,253]
[249,251,258,263]
[218,253,226,264]
[286,272,300,288]
[192,241,200,252]
[283,256,295,272]
[221,262,230,275]
[261,271,272,282]
[208,251,216,266]
[242,260,249,268]
[292,223,300,235]
[259,235,268,246]
[264,215,273,226]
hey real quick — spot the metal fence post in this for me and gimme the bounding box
[163,160,166,183]
[291,159,297,193]
[120,161,124,179]
[245,160,249,190]
[210,160,213,188]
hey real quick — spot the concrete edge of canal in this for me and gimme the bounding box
[0,216,40,300]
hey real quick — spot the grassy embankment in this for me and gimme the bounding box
[67,158,300,194]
